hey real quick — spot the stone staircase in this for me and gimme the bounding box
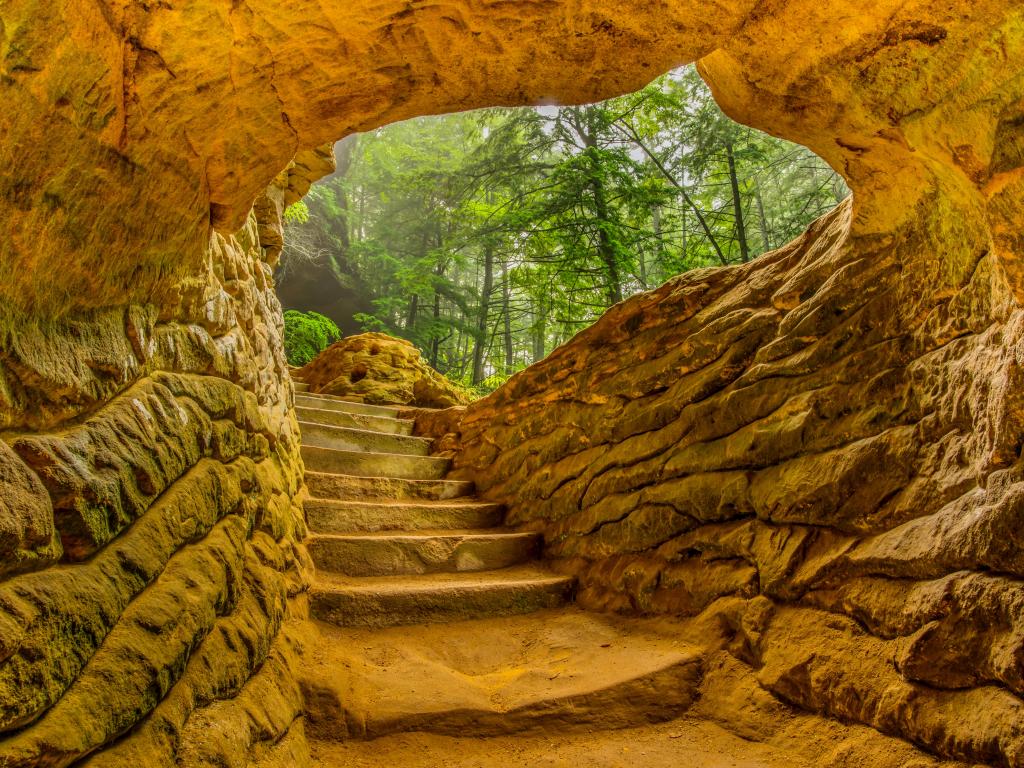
[294,381,712,767]
[289,381,930,768]
[293,387,575,628]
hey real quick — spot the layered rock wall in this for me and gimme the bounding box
[401,5,1024,765]
[430,147,1024,768]
[0,156,330,767]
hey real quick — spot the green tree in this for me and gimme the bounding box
[276,65,848,392]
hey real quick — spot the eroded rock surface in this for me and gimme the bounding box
[425,190,1024,766]
[4,1,1018,326]
[0,160,322,767]
[298,333,471,408]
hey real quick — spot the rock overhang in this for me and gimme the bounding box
[5,0,1019,325]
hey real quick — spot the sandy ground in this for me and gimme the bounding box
[310,716,810,768]
[300,608,979,768]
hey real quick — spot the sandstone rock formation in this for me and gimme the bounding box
[297,334,472,408]
[0,160,323,767]
[425,195,1024,765]
[0,0,1022,767]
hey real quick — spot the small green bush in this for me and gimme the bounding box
[283,310,342,366]
[283,200,310,224]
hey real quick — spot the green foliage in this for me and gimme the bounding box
[283,310,341,366]
[283,200,310,225]
[278,65,847,390]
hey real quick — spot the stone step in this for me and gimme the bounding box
[296,393,405,418]
[311,566,575,628]
[305,498,504,533]
[305,472,475,502]
[293,381,310,392]
[302,607,702,742]
[301,446,450,480]
[308,530,540,577]
[298,421,430,456]
[297,405,414,436]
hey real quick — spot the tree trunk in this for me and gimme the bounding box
[406,294,419,332]
[579,110,623,306]
[332,137,356,255]
[755,184,772,253]
[502,259,514,376]
[429,260,445,368]
[453,320,464,377]
[680,205,688,265]
[726,141,750,263]
[592,186,623,306]
[406,228,433,338]
[471,243,495,385]
[532,296,547,363]
[645,204,664,288]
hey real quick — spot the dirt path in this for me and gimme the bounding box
[312,717,809,768]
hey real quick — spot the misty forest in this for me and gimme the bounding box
[277,66,847,388]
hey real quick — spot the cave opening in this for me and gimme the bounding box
[275,65,847,394]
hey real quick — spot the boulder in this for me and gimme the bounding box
[297,334,472,408]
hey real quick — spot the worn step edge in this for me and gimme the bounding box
[311,566,575,628]
[301,446,450,480]
[296,406,413,435]
[296,393,406,417]
[298,421,431,456]
[307,531,540,576]
[304,472,474,502]
[305,498,504,533]
[314,528,522,539]
[348,649,703,740]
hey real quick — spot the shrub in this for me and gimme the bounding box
[283,310,341,366]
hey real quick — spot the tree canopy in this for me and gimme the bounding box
[277,66,847,391]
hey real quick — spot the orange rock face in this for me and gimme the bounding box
[5,1,1018,324]
[431,193,1024,764]
[0,0,1022,767]
[0,0,757,325]
[0,167,316,767]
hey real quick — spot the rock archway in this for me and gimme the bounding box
[0,0,1022,766]
[4,0,1020,320]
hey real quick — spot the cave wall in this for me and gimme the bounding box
[0,2,771,764]
[430,196,1024,765]
[0,156,331,767]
